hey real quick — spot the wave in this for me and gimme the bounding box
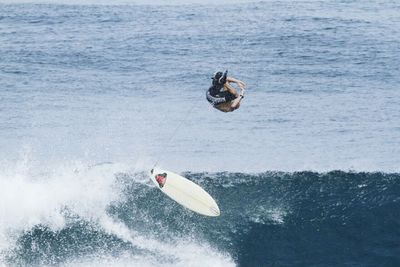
[1,158,399,266]
[0,160,234,266]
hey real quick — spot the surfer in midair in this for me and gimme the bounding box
[206,70,246,112]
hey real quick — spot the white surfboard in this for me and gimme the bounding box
[150,168,220,217]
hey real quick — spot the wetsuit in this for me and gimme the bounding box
[206,81,237,107]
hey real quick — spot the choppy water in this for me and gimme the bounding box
[1,1,400,266]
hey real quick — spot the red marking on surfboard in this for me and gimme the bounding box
[155,173,167,188]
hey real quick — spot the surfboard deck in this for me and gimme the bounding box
[150,168,220,217]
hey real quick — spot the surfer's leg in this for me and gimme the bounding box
[230,97,243,110]
[220,83,244,111]
[231,101,240,110]
[215,102,233,112]
[213,88,244,112]
[215,94,243,112]
[229,89,245,110]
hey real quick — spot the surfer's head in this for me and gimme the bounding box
[212,70,227,85]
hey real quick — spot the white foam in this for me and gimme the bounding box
[62,238,235,267]
[95,208,235,267]
[0,158,124,250]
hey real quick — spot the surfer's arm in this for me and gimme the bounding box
[226,76,246,89]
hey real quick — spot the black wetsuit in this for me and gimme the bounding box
[206,81,237,107]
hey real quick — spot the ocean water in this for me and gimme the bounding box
[1,1,400,266]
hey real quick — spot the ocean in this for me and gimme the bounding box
[1,0,399,266]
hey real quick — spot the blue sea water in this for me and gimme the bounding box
[1,1,400,266]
